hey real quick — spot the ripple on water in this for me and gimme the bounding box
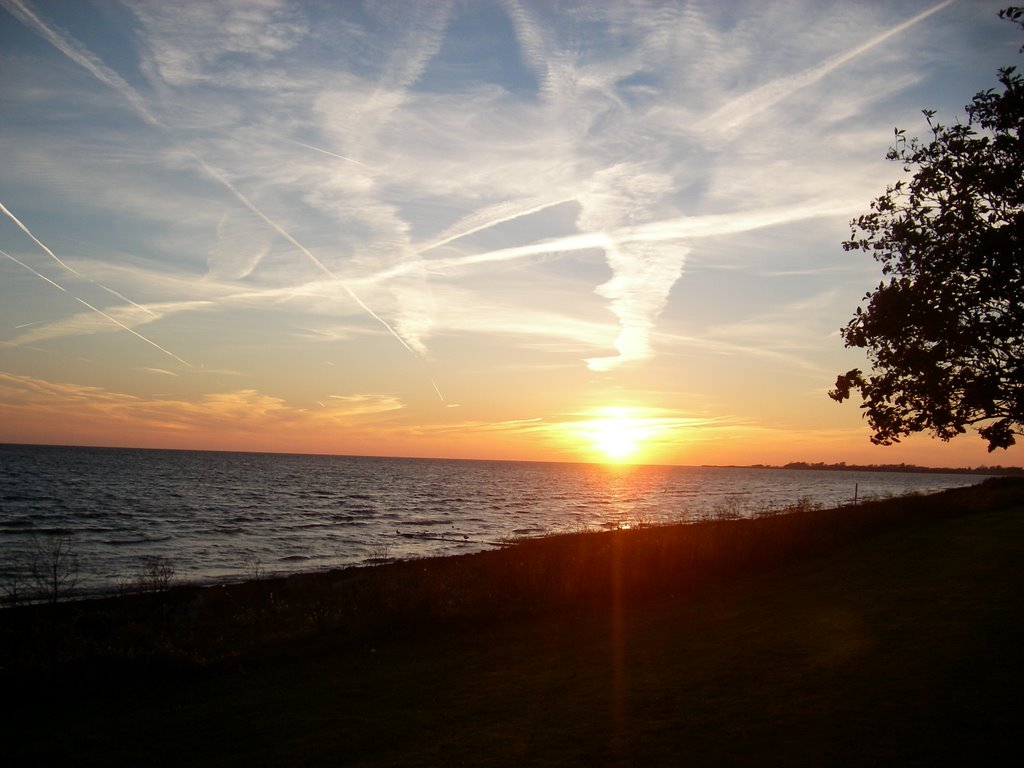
[0,445,990,593]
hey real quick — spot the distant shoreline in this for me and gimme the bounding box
[705,461,1024,476]
[3,441,1022,474]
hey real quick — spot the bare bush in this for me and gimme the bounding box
[366,542,392,564]
[138,555,175,592]
[242,554,266,581]
[709,499,744,521]
[27,533,80,604]
[630,512,654,529]
[1,564,27,606]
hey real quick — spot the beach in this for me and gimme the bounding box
[2,478,1022,766]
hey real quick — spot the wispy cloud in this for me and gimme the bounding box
[0,0,162,127]
[698,0,959,137]
[1,248,193,368]
[192,157,423,357]
[3,0,434,368]
[0,372,404,434]
[6,294,213,349]
[1,199,159,317]
[416,195,579,254]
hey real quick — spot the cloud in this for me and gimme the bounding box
[206,210,274,280]
[1,248,193,367]
[6,295,213,348]
[0,0,161,127]
[574,163,685,370]
[0,372,404,435]
[128,0,311,90]
[3,0,433,363]
[697,0,958,138]
[416,195,579,254]
[326,394,409,417]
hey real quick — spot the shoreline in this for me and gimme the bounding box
[0,475,994,608]
[0,470,998,604]
[2,477,1022,765]
[3,445,999,595]
[3,477,1022,672]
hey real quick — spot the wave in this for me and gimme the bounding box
[103,535,174,546]
[0,519,36,529]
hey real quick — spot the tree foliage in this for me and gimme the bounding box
[831,8,1024,451]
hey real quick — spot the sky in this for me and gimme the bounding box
[0,0,1021,467]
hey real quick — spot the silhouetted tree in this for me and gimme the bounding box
[831,8,1024,451]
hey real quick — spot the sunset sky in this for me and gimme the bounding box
[1,0,1021,467]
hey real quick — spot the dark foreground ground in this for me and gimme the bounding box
[2,479,1022,766]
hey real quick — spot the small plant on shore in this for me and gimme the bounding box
[366,542,392,564]
[754,497,819,518]
[27,533,80,604]
[242,554,266,581]
[138,555,175,592]
[565,521,593,535]
[709,499,744,521]
[1,565,27,607]
[630,512,654,529]
[115,571,136,595]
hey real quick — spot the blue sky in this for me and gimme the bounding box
[1,0,1020,465]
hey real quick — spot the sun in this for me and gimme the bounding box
[584,410,652,463]
[593,419,641,461]
[564,406,674,464]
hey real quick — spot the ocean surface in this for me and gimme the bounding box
[0,444,990,596]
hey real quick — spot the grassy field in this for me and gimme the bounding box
[2,479,1022,766]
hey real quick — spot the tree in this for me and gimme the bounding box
[830,8,1024,452]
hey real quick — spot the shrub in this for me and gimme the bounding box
[27,533,80,604]
[138,555,175,592]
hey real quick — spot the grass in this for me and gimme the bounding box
[1,478,1022,766]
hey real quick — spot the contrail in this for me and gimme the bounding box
[355,197,854,287]
[200,154,438,371]
[194,158,421,358]
[415,195,579,255]
[702,0,958,133]
[430,379,445,402]
[0,0,161,128]
[0,200,79,274]
[92,283,158,316]
[3,0,443,397]
[1,248,191,367]
[1,199,157,316]
[287,139,376,170]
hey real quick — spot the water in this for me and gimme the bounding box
[0,444,989,595]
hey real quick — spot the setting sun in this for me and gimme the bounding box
[593,420,641,461]
[582,409,654,463]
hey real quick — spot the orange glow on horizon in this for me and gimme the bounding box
[1,372,1021,469]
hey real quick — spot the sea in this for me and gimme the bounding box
[0,443,990,597]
